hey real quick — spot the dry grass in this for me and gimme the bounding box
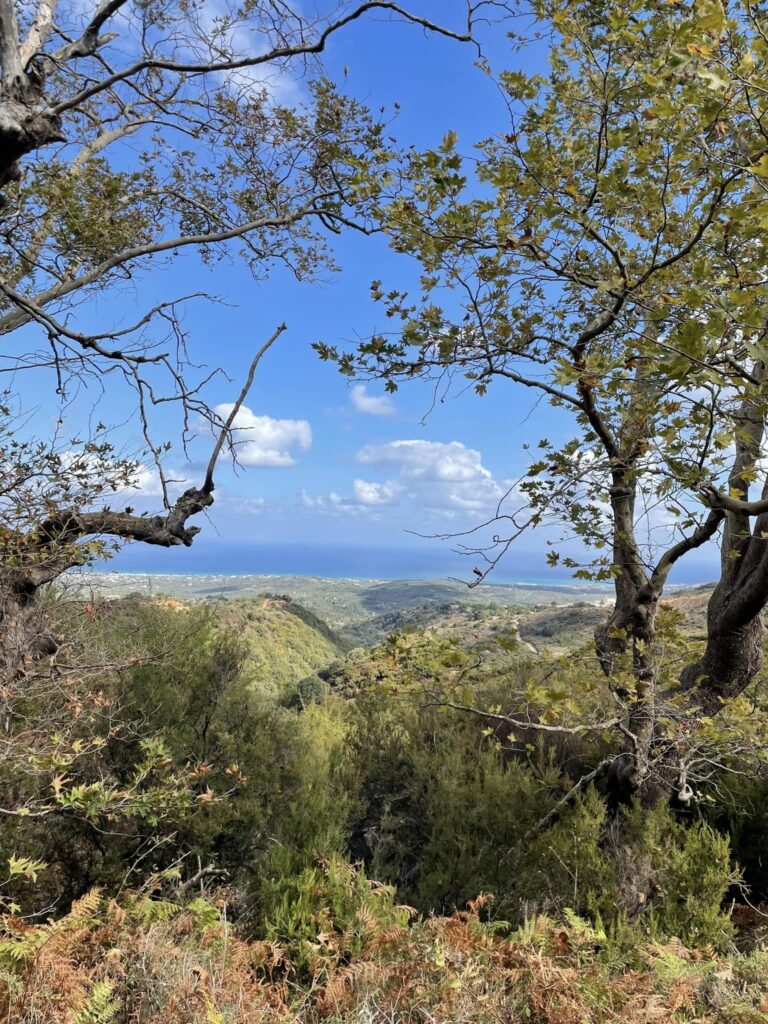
[0,890,767,1023]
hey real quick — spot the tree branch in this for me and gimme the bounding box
[19,1,57,67]
[419,695,622,737]
[203,322,287,493]
[650,509,725,592]
[51,0,128,63]
[48,2,474,117]
[20,325,286,585]
[698,484,768,517]
[0,203,327,337]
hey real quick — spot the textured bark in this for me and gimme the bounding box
[679,597,763,717]
[0,89,63,189]
[588,456,664,800]
[0,569,60,688]
[679,362,768,718]
[0,0,63,191]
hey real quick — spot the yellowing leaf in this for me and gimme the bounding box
[698,66,729,91]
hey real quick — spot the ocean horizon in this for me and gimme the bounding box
[104,540,717,588]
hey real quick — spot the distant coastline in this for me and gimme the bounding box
[99,540,718,587]
[84,568,611,591]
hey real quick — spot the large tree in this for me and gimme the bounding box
[0,0,493,675]
[319,0,768,802]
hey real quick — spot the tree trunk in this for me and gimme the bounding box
[591,460,671,802]
[599,590,671,805]
[0,11,62,193]
[679,363,768,717]
[0,575,54,687]
[678,553,766,717]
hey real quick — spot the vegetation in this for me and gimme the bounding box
[7,884,768,1024]
[0,591,764,1018]
[5,0,768,1019]
[317,0,768,804]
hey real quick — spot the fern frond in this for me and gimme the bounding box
[74,979,120,1024]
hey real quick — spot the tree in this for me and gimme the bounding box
[0,0,493,675]
[318,0,768,801]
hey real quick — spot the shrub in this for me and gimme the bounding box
[259,854,413,977]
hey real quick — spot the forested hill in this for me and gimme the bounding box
[81,574,710,657]
[217,595,351,697]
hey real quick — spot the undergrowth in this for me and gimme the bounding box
[1,869,767,1024]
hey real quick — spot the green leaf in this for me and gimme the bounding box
[696,0,726,37]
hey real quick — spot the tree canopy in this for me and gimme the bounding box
[319,0,768,800]
[0,0,490,672]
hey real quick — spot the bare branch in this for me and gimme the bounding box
[536,757,615,832]
[52,0,128,63]
[650,509,725,592]
[202,322,287,494]
[49,2,474,117]
[419,694,622,737]
[12,324,285,588]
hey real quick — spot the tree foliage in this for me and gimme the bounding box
[0,0,484,683]
[318,0,768,801]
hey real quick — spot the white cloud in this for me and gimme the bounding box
[299,487,380,518]
[357,440,490,483]
[300,489,321,509]
[355,440,510,512]
[300,439,513,518]
[350,384,395,417]
[61,453,186,502]
[352,478,400,506]
[126,465,165,496]
[220,494,266,514]
[214,403,311,467]
[195,0,299,100]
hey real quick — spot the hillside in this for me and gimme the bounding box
[516,601,608,654]
[343,599,527,647]
[77,573,714,658]
[341,590,714,656]
[78,571,613,632]
[513,586,715,655]
[217,595,349,697]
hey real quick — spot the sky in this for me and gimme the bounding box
[21,2,723,583]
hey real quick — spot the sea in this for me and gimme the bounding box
[106,540,718,587]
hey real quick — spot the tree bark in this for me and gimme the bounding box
[679,362,768,717]
[0,0,63,191]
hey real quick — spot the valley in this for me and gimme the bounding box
[77,571,714,659]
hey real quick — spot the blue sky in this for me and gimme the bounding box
[27,2,721,583]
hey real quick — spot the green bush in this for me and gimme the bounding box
[618,801,736,948]
[259,853,412,975]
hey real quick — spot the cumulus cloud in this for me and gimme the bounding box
[350,384,395,416]
[358,440,489,482]
[356,440,511,513]
[301,439,513,518]
[299,488,380,518]
[125,465,165,496]
[60,452,186,503]
[214,403,311,467]
[117,465,195,505]
[352,478,401,506]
